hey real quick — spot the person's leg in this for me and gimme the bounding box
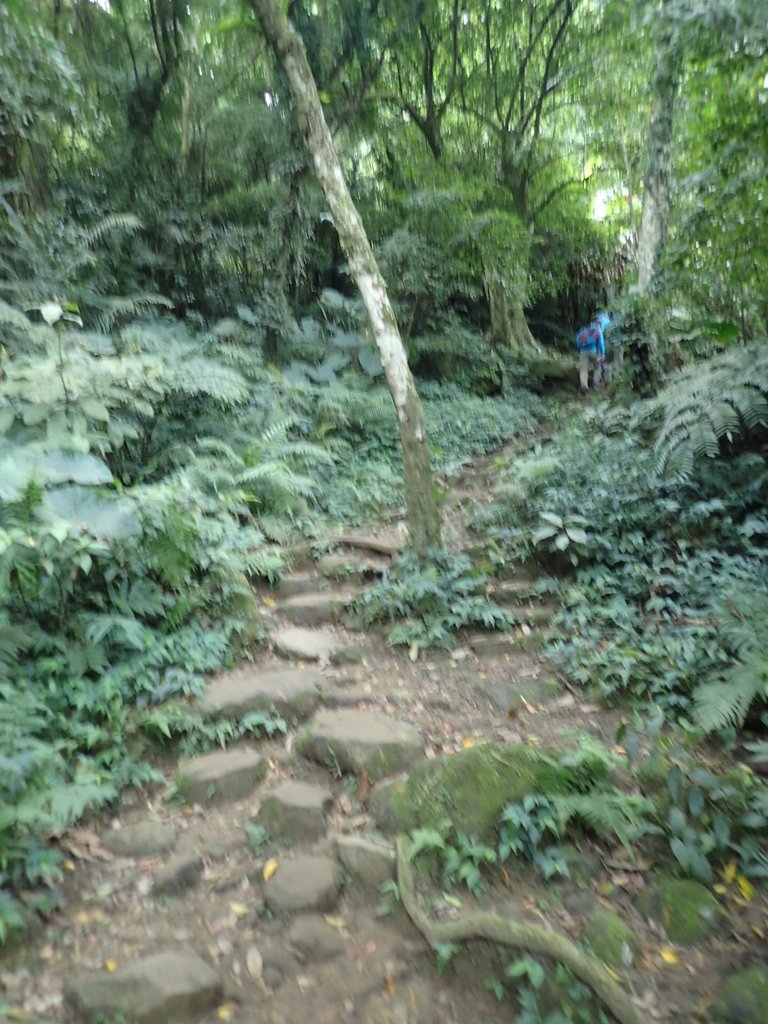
[579,351,590,390]
[593,355,603,386]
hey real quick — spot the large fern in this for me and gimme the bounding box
[693,589,768,733]
[634,342,768,474]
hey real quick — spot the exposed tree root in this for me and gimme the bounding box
[396,836,644,1024]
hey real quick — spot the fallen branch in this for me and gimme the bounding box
[396,835,644,1024]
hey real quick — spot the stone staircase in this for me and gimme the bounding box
[58,517,566,1023]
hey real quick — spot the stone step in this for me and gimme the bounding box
[476,676,560,710]
[330,529,406,556]
[262,853,344,914]
[255,780,333,842]
[297,708,423,780]
[467,627,552,658]
[272,626,365,665]
[102,820,177,858]
[316,552,389,579]
[334,834,396,887]
[65,949,222,1024]
[276,591,357,627]
[513,603,557,626]
[176,746,266,806]
[275,573,327,597]
[486,579,542,604]
[197,663,326,721]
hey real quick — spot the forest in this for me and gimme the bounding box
[1,0,767,1022]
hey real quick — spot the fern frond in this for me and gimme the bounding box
[551,792,652,850]
[634,342,768,474]
[693,659,768,732]
[84,213,142,246]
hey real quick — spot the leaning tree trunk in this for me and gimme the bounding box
[249,0,441,551]
[636,1,679,298]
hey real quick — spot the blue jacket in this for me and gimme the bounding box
[575,318,606,357]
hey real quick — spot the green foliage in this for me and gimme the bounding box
[359,549,514,649]
[627,734,768,883]
[407,819,497,897]
[479,420,768,723]
[634,342,768,475]
[498,796,568,880]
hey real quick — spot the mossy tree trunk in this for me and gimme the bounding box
[249,0,442,550]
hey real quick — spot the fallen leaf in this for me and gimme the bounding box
[262,596,275,607]
[246,946,263,980]
[104,959,118,973]
[462,738,475,749]
[442,892,463,909]
[723,860,738,884]
[229,902,249,918]
[659,947,679,965]
[408,642,419,662]
[713,883,728,895]
[262,859,278,882]
[62,859,76,872]
[323,915,347,929]
[217,1002,238,1021]
[604,965,621,981]
[737,876,754,902]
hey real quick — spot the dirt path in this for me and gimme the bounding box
[2,449,765,1024]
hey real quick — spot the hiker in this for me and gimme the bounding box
[575,312,610,393]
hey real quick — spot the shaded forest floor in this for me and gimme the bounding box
[2,440,766,1024]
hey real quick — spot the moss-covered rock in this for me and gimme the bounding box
[371,742,570,841]
[635,876,718,944]
[712,965,768,1024]
[583,907,639,968]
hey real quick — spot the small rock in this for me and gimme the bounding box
[64,949,221,1024]
[153,854,203,896]
[583,907,639,968]
[712,965,768,1024]
[256,781,333,842]
[286,913,347,961]
[262,854,344,914]
[561,890,598,917]
[368,775,410,834]
[335,835,396,888]
[102,821,177,858]
[297,709,423,780]
[635,876,718,944]
[177,747,266,806]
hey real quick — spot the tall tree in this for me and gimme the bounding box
[248,0,442,551]
[635,0,679,298]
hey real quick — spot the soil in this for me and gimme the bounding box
[2,445,766,1024]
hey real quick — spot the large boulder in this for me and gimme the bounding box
[369,742,569,840]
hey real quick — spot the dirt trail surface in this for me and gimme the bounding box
[2,449,766,1024]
